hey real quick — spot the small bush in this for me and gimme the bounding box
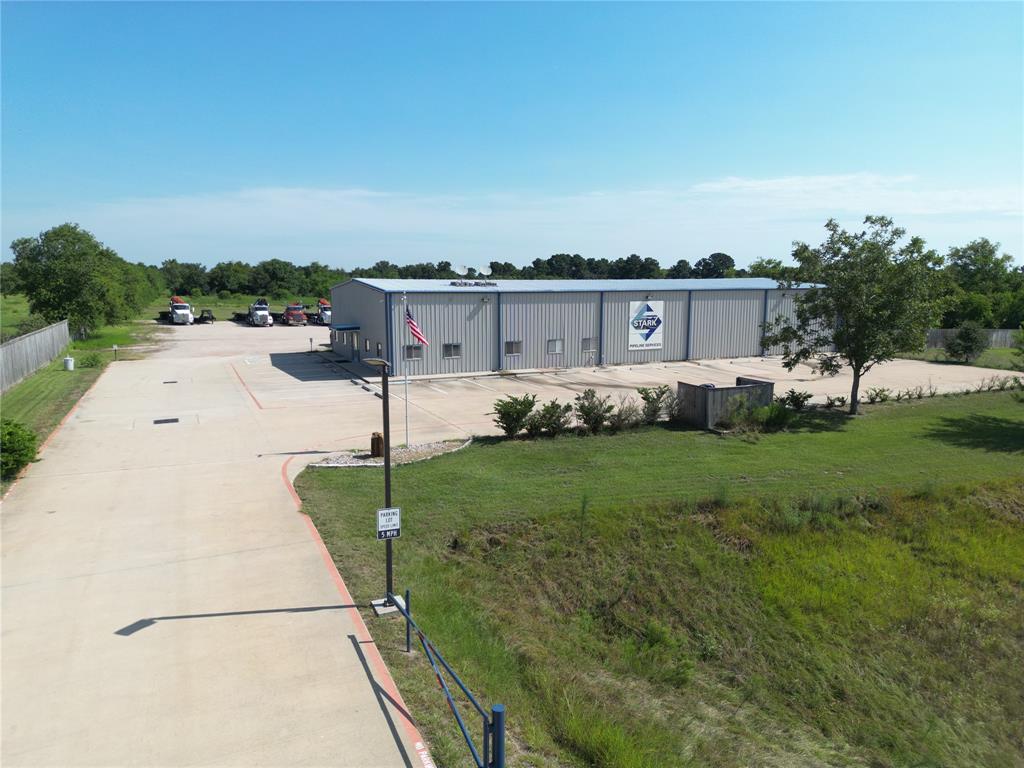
[754,402,794,432]
[607,395,642,433]
[523,411,545,439]
[824,395,847,409]
[1,419,38,480]
[944,321,990,362]
[78,352,104,368]
[491,394,537,437]
[636,385,672,425]
[776,388,813,410]
[574,389,613,434]
[667,395,688,424]
[534,399,574,436]
[217,289,233,300]
[865,387,891,404]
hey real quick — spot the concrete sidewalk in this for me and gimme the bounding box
[1,326,429,767]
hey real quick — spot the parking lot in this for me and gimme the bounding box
[215,322,1015,450]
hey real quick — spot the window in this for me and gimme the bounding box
[376,342,382,357]
[364,339,370,352]
[581,337,598,353]
[504,340,522,356]
[404,344,423,361]
[443,343,462,359]
[340,332,348,345]
[547,338,564,355]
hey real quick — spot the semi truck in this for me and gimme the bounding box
[169,297,194,325]
[308,298,332,325]
[282,303,307,326]
[248,299,274,326]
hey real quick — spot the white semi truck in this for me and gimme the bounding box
[169,298,194,325]
[248,299,273,327]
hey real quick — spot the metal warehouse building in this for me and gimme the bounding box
[329,278,815,376]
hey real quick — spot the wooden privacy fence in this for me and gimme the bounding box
[676,376,776,431]
[1,320,71,393]
[926,328,1017,349]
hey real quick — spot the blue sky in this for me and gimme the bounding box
[2,2,1021,269]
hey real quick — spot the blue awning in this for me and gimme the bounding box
[330,323,360,331]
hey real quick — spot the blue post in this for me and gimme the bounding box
[491,704,506,768]
[405,589,411,653]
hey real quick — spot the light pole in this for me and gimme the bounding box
[364,357,394,606]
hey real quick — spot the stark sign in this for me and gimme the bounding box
[377,507,401,540]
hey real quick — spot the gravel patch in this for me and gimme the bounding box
[310,438,472,468]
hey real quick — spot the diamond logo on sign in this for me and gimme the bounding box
[628,301,664,350]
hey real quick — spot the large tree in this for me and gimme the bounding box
[694,252,735,278]
[762,216,945,415]
[10,224,153,336]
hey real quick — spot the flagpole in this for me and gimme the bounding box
[403,292,410,447]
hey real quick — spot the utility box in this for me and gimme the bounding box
[370,431,384,458]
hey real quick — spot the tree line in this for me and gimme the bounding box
[3,222,1023,337]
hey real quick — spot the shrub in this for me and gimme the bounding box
[1014,324,1024,368]
[534,399,574,436]
[217,289,233,300]
[667,394,688,424]
[824,395,847,409]
[776,388,813,410]
[636,385,672,425]
[523,411,545,439]
[607,395,642,433]
[865,387,891,404]
[78,352,104,368]
[1,419,38,480]
[944,321,990,362]
[753,402,794,432]
[574,389,613,434]
[491,394,537,437]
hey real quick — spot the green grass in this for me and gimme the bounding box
[298,393,1024,768]
[898,346,1023,371]
[1,293,43,342]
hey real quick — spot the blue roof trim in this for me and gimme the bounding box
[334,277,820,294]
[330,323,361,330]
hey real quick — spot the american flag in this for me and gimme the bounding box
[405,307,429,346]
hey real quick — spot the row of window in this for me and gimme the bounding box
[402,337,598,361]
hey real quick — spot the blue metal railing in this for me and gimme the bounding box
[388,590,506,768]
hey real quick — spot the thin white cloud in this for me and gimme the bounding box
[2,173,1021,267]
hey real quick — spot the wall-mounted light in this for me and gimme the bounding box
[481,297,491,303]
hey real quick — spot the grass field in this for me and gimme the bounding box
[0,293,40,342]
[298,392,1024,768]
[899,346,1023,371]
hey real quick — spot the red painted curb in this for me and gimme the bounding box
[281,457,435,768]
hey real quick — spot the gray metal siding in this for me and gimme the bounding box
[690,290,764,359]
[601,291,690,365]
[331,282,388,361]
[763,289,801,355]
[500,292,600,370]
[389,293,497,375]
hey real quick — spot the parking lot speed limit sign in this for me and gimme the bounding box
[377,507,401,540]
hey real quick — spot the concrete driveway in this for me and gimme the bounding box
[1,322,431,768]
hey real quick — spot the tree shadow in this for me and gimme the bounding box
[924,414,1024,453]
[787,408,850,433]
